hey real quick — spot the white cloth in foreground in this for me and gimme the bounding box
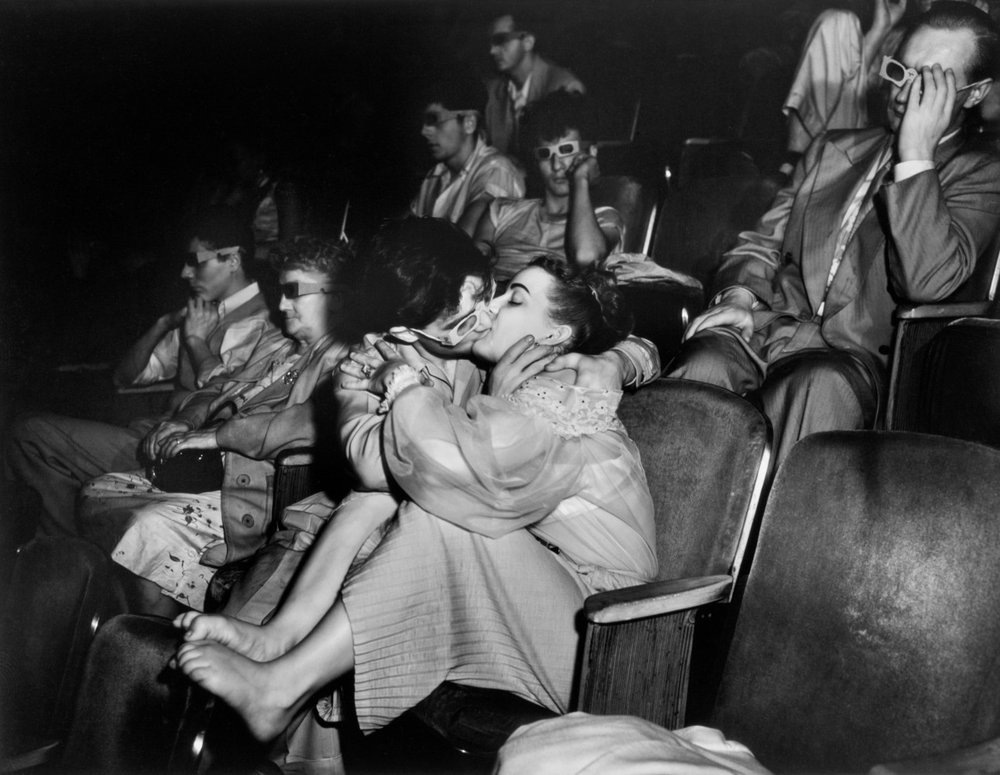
[494,713,774,775]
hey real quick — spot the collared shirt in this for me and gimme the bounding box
[507,73,533,115]
[137,281,268,388]
[410,138,525,224]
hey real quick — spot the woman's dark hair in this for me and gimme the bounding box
[530,257,633,355]
[354,217,492,333]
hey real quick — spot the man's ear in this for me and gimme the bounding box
[522,33,536,53]
[962,79,992,109]
[462,113,479,136]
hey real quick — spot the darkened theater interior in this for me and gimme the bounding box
[3,0,1000,772]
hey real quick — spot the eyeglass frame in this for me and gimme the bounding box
[184,245,241,268]
[390,278,499,347]
[421,109,479,128]
[533,139,587,162]
[280,281,338,299]
[489,30,527,47]
[878,55,988,95]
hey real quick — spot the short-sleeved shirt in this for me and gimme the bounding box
[411,139,525,224]
[487,198,625,284]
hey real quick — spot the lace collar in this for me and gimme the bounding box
[507,376,624,438]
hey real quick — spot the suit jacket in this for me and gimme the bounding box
[714,126,1000,393]
[174,333,350,565]
[484,55,585,155]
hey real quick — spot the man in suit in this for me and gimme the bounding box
[484,12,585,156]
[6,208,281,537]
[668,1,1000,466]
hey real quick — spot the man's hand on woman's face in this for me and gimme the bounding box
[488,335,557,398]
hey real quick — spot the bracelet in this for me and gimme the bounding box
[378,364,422,414]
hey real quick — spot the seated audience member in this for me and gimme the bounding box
[669,2,1000,466]
[474,91,623,285]
[784,0,1000,164]
[6,208,279,537]
[485,11,585,155]
[75,238,357,615]
[410,76,525,235]
[173,256,655,743]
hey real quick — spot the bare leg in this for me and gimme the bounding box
[118,566,186,619]
[176,601,355,742]
[176,493,395,657]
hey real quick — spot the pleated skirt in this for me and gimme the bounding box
[340,504,589,732]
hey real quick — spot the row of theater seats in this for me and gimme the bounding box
[9,136,1000,773]
[141,376,1000,774]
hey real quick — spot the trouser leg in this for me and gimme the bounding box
[61,614,186,773]
[758,349,877,469]
[0,537,127,757]
[666,328,763,395]
[6,412,144,536]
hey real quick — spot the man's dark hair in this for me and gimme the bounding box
[493,10,543,37]
[187,206,256,276]
[354,217,491,333]
[419,74,487,119]
[520,90,596,149]
[901,1,1000,82]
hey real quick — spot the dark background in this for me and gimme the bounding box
[0,0,821,388]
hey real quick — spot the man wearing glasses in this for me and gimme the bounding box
[483,12,585,156]
[7,209,280,537]
[410,77,525,236]
[670,1,1000,467]
[474,91,623,286]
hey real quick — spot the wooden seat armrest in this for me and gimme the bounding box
[868,735,1000,775]
[585,574,732,625]
[275,448,315,468]
[895,301,991,321]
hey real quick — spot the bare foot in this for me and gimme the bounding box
[172,612,285,661]
[175,640,305,742]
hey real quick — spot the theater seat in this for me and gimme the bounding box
[632,431,1000,772]
[912,317,1000,447]
[351,379,772,771]
[886,229,1000,430]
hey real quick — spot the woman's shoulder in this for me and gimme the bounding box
[507,375,624,438]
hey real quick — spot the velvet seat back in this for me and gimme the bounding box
[918,318,1000,447]
[710,431,1000,772]
[618,379,770,582]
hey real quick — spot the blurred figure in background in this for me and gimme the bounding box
[484,12,585,156]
